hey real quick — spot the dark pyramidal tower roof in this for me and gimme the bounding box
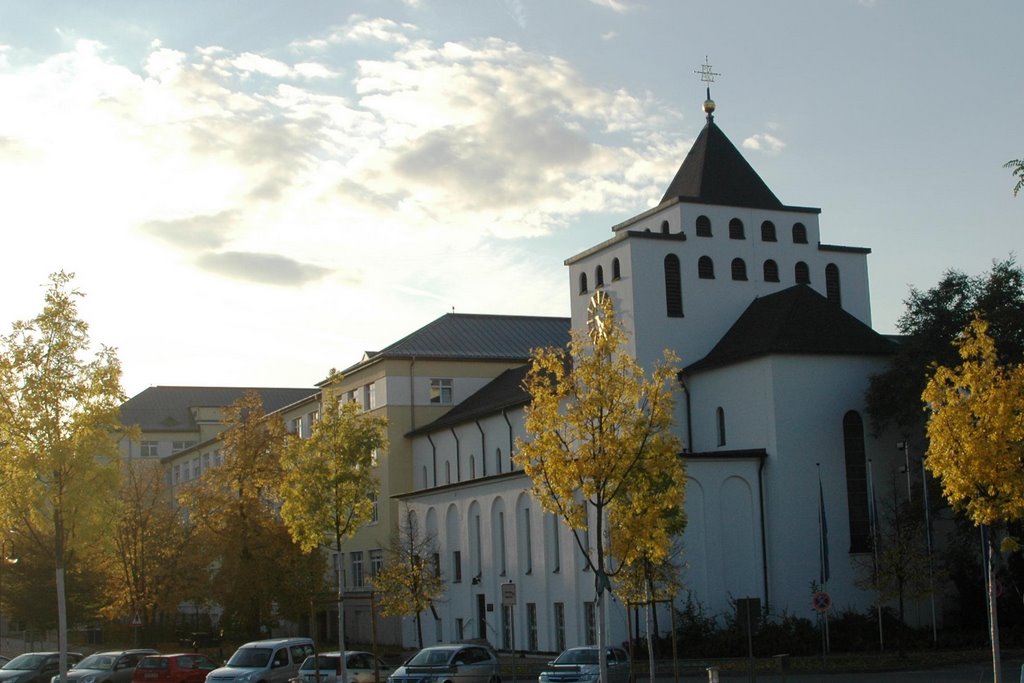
[659,96,784,210]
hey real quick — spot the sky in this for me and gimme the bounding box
[0,0,1020,399]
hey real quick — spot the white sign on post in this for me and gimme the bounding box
[502,582,516,606]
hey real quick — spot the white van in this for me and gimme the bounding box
[206,638,315,683]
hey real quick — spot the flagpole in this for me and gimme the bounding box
[817,463,830,654]
[868,459,884,651]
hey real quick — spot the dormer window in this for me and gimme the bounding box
[793,223,808,244]
[595,265,604,287]
[729,218,745,239]
[579,272,588,294]
[611,258,621,281]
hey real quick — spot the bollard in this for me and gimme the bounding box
[706,666,719,683]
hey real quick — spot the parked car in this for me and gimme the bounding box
[133,655,217,683]
[387,644,499,683]
[1,652,83,683]
[0,659,9,669]
[294,652,391,683]
[537,647,630,683]
[205,638,314,683]
[57,649,159,683]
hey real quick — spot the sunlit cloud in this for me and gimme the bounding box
[588,0,642,13]
[196,251,333,286]
[742,133,786,154]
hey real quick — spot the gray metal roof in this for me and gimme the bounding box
[119,386,318,432]
[339,313,569,375]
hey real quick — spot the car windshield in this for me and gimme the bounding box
[4,655,50,670]
[227,649,272,668]
[406,650,453,667]
[553,650,598,666]
[301,656,339,671]
[76,655,115,671]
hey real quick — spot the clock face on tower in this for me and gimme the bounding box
[587,290,612,341]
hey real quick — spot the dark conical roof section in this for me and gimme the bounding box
[685,285,896,373]
[660,108,784,210]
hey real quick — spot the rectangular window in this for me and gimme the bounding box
[554,603,566,651]
[172,464,180,485]
[369,549,383,577]
[473,515,482,576]
[551,515,560,573]
[351,551,364,588]
[368,383,376,410]
[498,511,507,576]
[452,550,462,583]
[202,453,210,472]
[214,449,222,466]
[191,458,200,479]
[141,440,159,457]
[524,508,532,574]
[584,601,597,645]
[172,440,195,454]
[291,417,302,436]
[432,552,441,578]
[527,603,538,652]
[501,605,512,650]
[429,378,453,405]
[455,618,464,641]
[369,493,379,523]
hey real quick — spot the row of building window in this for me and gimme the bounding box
[334,548,384,589]
[578,259,621,294]
[663,257,842,317]
[428,446,512,488]
[650,217,809,243]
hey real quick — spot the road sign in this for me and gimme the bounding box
[501,582,516,606]
[812,591,832,613]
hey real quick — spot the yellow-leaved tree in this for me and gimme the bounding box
[922,316,1024,683]
[515,294,685,681]
[0,272,126,682]
[279,385,387,676]
[371,506,444,649]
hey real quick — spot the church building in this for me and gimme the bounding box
[395,91,905,651]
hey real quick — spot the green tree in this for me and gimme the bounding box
[866,258,1024,436]
[0,272,126,679]
[371,506,444,649]
[178,391,309,639]
[922,316,1024,683]
[1006,158,1024,197]
[279,386,387,673]
[515,294,685,682]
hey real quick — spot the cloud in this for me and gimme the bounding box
[742,133,786,154]
[588,0,642,13]
[196,251,333,286]
[139,210,242,250]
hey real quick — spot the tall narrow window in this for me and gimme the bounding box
[664,254,683,317]
[611,258,621,281]
[498,511,507,576]
[554,603,566,651]
[523,507,533,574]
[698,256,715,279]
[795,261,810,284]
[527,603,538,651]
[695,215,712,237]
[473,514,483,576]
[825,264,841,305]
[469,455,476,479]
[843,411,870,552]
[761,220,777,241]
[763,260,779,282]
[351,551,364,588]
[716,407,726,446]
[731,258,747,281]
[452,550,462,583]
[579,272,588,294]
[595,265,604,287]
[549,513,561,573]
[729,218,745,239]
[445,461,451,485]
[792,222,808,244]
[496,448,503,474]
[584,602,597,645]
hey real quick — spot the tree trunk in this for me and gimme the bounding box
[55,510,68,683]
[985,526,1001,683]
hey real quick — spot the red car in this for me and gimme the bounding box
[132,655,217,683]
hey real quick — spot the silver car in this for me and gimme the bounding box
[294,652,391,683]
[56,650,158,683]
[537,647,629,683]
[388,645,499,683]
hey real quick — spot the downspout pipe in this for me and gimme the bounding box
[677,371,693,452]
[475,420,486,477]
[759,454,770,609]
[502,409,514,470]
[427,433,437,488]
[409,358,417,431]
[451,427,461,482]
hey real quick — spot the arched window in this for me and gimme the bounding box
[825,264,841,305]
[761,220,777,241]
[792,222,808,244]
[698,256,715,279]
[579,272,588,294]
[843,411,870,552]
[696,215,712,237]
[729,218,745,239]
[611,258,621,281]
[795,261,810,284]
[763,260,779,282]
[661,220,670,234]
[595,265,604,287]
[731,258,748,281]
[664,254,683,317]
[716,407,726,446]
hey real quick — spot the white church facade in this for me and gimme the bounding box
[392,95,906,652]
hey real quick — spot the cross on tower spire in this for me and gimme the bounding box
[694,56,721,121]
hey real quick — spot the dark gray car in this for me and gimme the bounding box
[2,653,83,683]
[388,645,499,683]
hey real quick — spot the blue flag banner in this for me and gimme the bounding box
[819,479,830,584]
